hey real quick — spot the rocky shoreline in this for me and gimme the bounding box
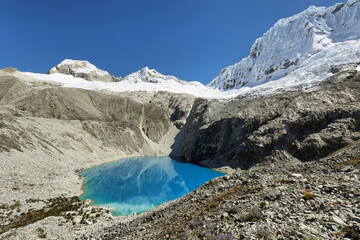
[77,140,360,240]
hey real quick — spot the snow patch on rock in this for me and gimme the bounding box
[49,59,117,82]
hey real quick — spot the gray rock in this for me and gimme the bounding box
[265,188,281,201]
[48,59,119,82]
[329,216,346,226]
[180,70,360,169]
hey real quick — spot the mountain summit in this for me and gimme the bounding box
[122,67,187,84]
[48,59,119,82]
[209,0,360,90]
[48,60,189,85]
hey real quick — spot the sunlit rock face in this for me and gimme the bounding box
[80,156,224,215]
[48,59,119,82]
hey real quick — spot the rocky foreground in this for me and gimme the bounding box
[0,65,359,239]
[79,140,360,240]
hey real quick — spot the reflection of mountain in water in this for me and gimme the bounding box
[80,156,223,215]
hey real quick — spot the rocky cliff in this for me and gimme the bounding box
[183,66,360,169]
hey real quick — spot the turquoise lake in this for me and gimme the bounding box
[80,156,224,215]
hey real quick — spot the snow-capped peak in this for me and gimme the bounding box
[208,0,360,90]
[122,66,185,84]
[49,59,118,82]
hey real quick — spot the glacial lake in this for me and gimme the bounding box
[80,156,224,215]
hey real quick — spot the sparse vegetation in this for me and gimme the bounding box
[36,227,47,238]
[0,197,82,235]
[259,201,267,208]
[302,189,315,200]
[240,207,263,222]
[256,228,273,239]
[227,205,241,214]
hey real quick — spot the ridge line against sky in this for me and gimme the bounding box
[0,0,346,85]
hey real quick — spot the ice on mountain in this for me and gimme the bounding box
[208,0,360,91]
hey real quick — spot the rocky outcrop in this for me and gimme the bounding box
[48,59,120,82]
[182,69,360,169]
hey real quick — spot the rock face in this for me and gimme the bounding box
[183,69,360,169]
[208,0,360,90]
[48,59,119,82]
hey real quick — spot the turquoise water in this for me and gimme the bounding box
[80,156,224,215]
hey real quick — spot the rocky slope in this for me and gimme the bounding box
[209,0,360,90]
[76,140,360,240]
[182,66,360,169]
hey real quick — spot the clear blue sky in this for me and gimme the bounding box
[0,0,346,84]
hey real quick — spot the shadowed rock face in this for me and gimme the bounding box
[181,70,360,169]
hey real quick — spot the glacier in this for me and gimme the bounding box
[208,0,360,91]
[19,0,360,99]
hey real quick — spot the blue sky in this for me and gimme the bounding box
[0,0,346,84]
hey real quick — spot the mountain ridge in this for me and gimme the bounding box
[208,0,360,90]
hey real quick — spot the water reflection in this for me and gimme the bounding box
[80,156,224,215]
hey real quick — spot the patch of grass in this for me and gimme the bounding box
[0,196,82,235]
[240,207,263,222]
[227,205,241,214]
[277,179,293,184]
[256,228,273,239]
[36,227,46,238]
[75,168,85,174]
[0,203,8,209]
[333,231,346,236]
[343,226,360,239]
[177,231,192,240]
[204,232,234,240]
[10,201,21,209]
[302,189,315,200]
[259,201,267,208]
[349,157,360,165]
[0,201,21,210]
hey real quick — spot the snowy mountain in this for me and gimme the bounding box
[122,67,185,84]
[49,59,119,82]
[208,0,360,90]
[20,0,360,98]
[23,60,230,98]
